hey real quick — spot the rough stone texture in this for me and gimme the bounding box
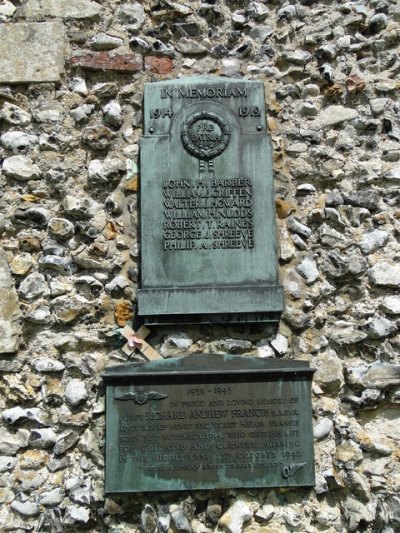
[20,0,101,19]
[0,249,20,353]
[317,105,359,128]
[0,22,65,83]
[0,1,399,531]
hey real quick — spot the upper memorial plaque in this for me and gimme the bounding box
[138,76,284,325]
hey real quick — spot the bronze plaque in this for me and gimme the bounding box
[103,354,315,493]
[138,76,284,325]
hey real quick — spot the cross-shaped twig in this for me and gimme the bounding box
[120,325,162,361]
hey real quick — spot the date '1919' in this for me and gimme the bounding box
[238,106,261,117]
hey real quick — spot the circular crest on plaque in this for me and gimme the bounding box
[181,112,231,161]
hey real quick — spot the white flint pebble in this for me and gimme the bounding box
[33,358,65,372]
[2,155,40,181]
[296,257,319,285]
[219,500,253,533]
[381,296,400,315]
[38,487,65,506]
[314,418,333,440]
[64,379,88,406]
[103,100,122,127]
[0,456,17,472]
[11,500,39,517]
[271,333,288,355]
[1,102,31,125]
[1,131,38,153]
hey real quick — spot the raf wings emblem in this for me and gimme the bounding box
[114,386,167,405]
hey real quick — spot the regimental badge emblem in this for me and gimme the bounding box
[181,111,231,173]
[114,386,167,405]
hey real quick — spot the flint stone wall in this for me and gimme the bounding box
[0,0,400,532]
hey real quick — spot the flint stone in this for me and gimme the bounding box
[70,104,95,123]
[319,224,348,249]
[342,191,380,211]
[103,101,122,127]
[82,124,113,149]
[177,38,208,55]
[283,269,303,299]
[116,2,146,31]
[0,359,24,372]
[271,333,288,356]
[219,500,252,533]
[0,249,20,353]
[39,487,65,506]
[0,456,17,472]
[335,440,363,464]
[48,217,75,241]
[283,50,312,65]
[2,155,40,181]
[287,216,311,239]
[54,430,80,455]
[0,0,16,18]
[62,195,99,219]
[330,322,367,345]
[20,0,101,18]
[11,500,40,517]
[347,362,400,389]
[13,207,51,227]
[65,379,88,407]
[384,165,400,181]
[0,429,29,455]
[51,294,93,324]
[343,497,376,532]
[215,339,252,354]
[0,22,65,83]
[66,476,91,504]
[47,456,70,472]
[64,505,90,524]
[314,350,344,394]
[9,253,34,276]
[29,428,57,448]
[381,296,400,315]
[1,131,38,153]
[2,406,49,426]
[18,272,49,301]
[39,255,72,275]
[314,418,333,440]
[0,103,31,125]
[317,105,359,128]
[32,101,63,122]
[370,261,400,287]
[363,316,397,339]
[88,158,125,185]
[249,25,274,43]
[14,466,49,491]
[360,229,389,254]
[347,471,371,501]
[90,33,123,50]
[164,332,193,351]
[296,257,319,284]
[33,358,65,372]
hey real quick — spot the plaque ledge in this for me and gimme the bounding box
[102,353,315,380]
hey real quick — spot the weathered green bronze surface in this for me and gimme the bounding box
[138,76,284,325]
[103,354,315,493]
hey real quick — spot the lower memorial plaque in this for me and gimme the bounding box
[103,354,315,493]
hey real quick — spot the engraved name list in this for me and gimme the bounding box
[162,178,254,251]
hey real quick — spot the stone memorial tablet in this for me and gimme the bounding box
[103,354,315,493]
[138,76,284,325]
